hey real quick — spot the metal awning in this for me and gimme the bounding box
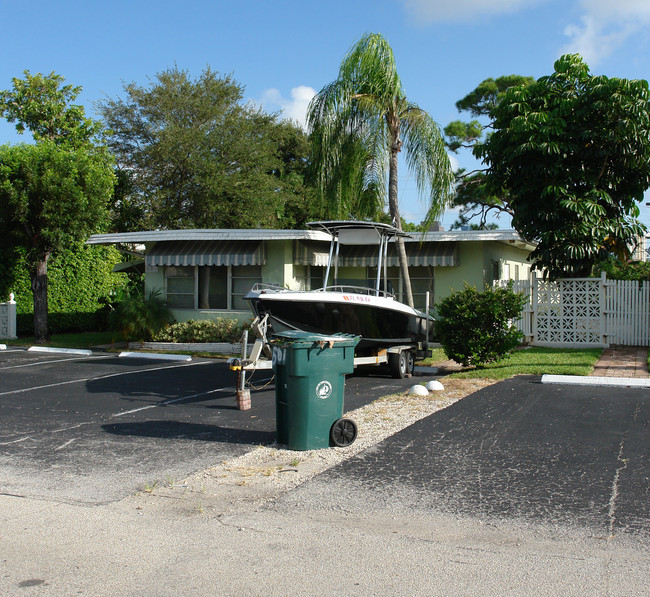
[340,242,458,267]
[146,241,265,267]
[294,241,331,266]
[294,241,458,267]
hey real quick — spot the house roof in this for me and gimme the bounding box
[86,228,332,245]
[411,229,535,251]
[87,227,534,249]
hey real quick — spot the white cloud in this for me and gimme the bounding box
[562,0,650,65]
[260,85,316,130]
[400,0,536,24]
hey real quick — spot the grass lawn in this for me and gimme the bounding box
[442,346,602,380]
[7,331,120,349]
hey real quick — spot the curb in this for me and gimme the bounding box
[27,346,93,356]
[118,351,192,362]
[541,374,650,388]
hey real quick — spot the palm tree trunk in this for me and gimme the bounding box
[388,144,414,308]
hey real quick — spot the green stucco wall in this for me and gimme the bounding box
[433,241,532,310]
[141,238,533,323]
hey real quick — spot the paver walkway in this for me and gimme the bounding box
[590,346,649,378]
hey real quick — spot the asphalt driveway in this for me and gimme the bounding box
[276,375,650,540]
[0,347,422,504]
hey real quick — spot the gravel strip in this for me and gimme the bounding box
[134,378,496,515]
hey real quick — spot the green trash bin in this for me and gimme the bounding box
[272,331,360,450]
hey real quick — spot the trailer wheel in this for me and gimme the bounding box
[389,350,410,379]
[330,418,358,447]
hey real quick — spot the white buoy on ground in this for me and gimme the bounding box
[408,384,429,396]
[425,380,444,392]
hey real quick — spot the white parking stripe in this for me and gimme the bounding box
[1,353,115,370]
[0,436,32,446]
[112,386,235,417]
[0,359,213,397]
[54,438,76,451]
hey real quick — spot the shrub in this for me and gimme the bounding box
[435,283,527,368]
[592,257,650,281]
[0,241,128,335]
[108,289,175,342]
[154,318,251,344]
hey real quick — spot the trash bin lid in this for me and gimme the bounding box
[271,330,359,346]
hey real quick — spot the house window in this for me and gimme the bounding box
[165,265,262,310]
[368,267,400,296]
[410,267,434,311]
[490,261,500,283]
[231,266,262,310]
[198,266,227,309]
[310,266,325,290]
[165,266,196,309]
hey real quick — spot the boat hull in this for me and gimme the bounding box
[246,289,430,354]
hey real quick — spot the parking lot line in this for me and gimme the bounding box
[0,359,213,398]
[1,353,115,370]
[112,386,235,417]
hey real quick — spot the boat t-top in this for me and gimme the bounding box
[243,221,433,377]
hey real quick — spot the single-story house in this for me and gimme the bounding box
[86,227,535,322]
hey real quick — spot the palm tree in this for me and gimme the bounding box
[308,33,454,307]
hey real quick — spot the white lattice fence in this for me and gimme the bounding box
[494,280,534,341]
[496,273,650,347]
[534,276,605,347]
[605,279,650,346]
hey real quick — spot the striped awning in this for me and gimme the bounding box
[294,241,458,267]
[340,242,459,267]
[294,241,331,266]
[146,241,265,267]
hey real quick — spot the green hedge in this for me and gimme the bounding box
[0,241,129,335]
[155,318,252,344]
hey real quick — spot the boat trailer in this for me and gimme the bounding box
[228,313,424,390]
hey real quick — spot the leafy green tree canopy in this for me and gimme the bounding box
[480,54,650,278]
[0,71,114,341]
[0,70,100,146]
[99,66,318,230]
[444,75,535,228]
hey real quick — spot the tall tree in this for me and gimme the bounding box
[444,75,534,228]
[308,33,454,307]
[0,71,114,342]
[98,66,317,231]
[479,54,650,278]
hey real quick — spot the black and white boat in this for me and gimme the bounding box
[244,221,433,360]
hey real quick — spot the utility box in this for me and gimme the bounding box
[272,331,359,450]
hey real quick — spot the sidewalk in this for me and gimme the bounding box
[590,346,649,378]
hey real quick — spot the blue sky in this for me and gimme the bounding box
[2,0,650,230]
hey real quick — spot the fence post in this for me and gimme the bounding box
[531,272,538,345]
[7,293,16,339]
[1,293,17,340]
[600,271,609,348]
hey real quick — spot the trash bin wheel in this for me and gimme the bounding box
[330,418,358,447]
